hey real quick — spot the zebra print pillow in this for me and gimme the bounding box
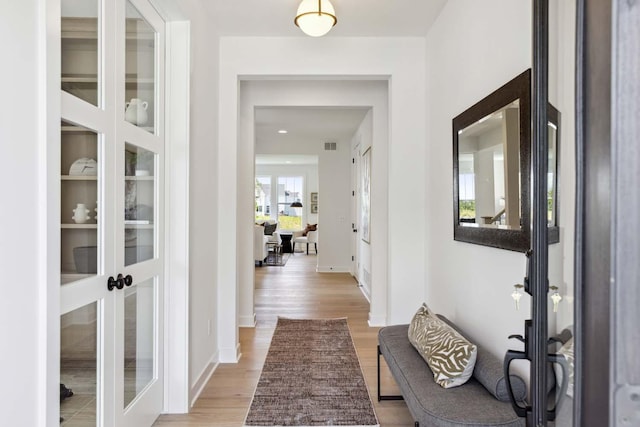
[408,303,478,388]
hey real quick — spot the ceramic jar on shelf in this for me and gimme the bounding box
[125,98,149,125]
[72,203,91,224]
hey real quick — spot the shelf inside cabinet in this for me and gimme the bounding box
[61,74,97,84]
[125,75,154,86]
[61,74,154,86]
[61,224,98,229]
[125,176,154,181]
[62,175,98,181]
[61,17,98,40]
[62,17,154,40]
[124,224,154,229]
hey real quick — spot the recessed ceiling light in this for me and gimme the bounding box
[278,129,288,134]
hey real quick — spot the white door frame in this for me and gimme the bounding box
[161,19,190,414]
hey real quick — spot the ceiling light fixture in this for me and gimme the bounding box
[278,129,288,134]
[294,0,337,37]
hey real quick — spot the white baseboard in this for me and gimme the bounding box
[239,313,256,327]
[368,313,386,327]
[359,284,372,302]
[219,343,242,363]
[190,352,219,407]
[316,265,351,273]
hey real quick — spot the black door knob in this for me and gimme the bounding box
[115,274,125,290]
[124,274,133,287]
[107,276,118,291]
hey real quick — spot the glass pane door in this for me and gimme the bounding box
[60,302,99,426]
[116,1,164,425]
[61,0,100,106]
[125,1,156,134]
[124,144,155,266]
[60,0,165,425]
[61,121,100,285]
[123,278,156,408]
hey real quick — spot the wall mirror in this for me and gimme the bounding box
[453,69,560,252]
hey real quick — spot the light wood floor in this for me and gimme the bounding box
[154,254,414,426]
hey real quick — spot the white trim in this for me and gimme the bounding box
[219,343,242,363]
[368,314,386,327]
[44,0,62,424]
[162,20,191,414]
[239,313,257,327]
[189,353,219,408]
[358,282,371,303]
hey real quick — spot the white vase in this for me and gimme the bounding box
[72,203,91,224]
[125,98,149,125]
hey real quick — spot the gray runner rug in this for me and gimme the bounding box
[244,318,379,427]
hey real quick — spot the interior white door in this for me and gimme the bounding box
[59,0,165,426]
[351,142,361,279]
[115,1,165,425]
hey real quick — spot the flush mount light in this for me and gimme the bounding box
[278,129,288,134]
[294,0,337,37]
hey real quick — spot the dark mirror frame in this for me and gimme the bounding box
[452,69,560,252]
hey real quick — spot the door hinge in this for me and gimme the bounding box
[352,190,355,196]
[352,158,355,164]
[352,255,355,261]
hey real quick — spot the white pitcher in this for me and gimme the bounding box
[72,203,91,224]
[125,98,149,125]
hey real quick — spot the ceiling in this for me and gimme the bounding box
[209,0,447,162]
[255,107,370,142]
[208,0,448,38]
[255,107,370,161]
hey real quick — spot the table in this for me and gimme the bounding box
[279,232,293,253]
[266,242,282,265]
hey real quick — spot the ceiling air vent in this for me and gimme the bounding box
[324,142,337,151]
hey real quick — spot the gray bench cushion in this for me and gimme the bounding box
[379,324,525,427]
[436,316,526,402]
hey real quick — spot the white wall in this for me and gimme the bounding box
[0,1,58,425]
[424,0,576,368]
[156,0,222,398]
[424,0,532,360]
[221,38,426,354]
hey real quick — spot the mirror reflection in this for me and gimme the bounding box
[457,103,560,231]
[458,100,521,229]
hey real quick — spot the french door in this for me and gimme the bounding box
[59,0,165,426]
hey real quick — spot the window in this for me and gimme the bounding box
[255,176,271,222]
[458,154,476,220]
[277,176,303,230]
